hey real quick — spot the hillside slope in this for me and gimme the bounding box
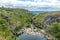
[0,7,60,40]
[32,11,60,27]
[0,7,34,40]
[32,11,60,40]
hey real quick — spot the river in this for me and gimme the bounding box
[17,34,47,40]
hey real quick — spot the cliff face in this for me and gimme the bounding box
[43,15,60,25]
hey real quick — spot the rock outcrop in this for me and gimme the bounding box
[43,14,60,26]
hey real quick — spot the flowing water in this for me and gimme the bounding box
[18,34,47,40]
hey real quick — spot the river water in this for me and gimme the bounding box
[18,34,47,40]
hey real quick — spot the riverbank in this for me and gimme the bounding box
[24,29,55,40]
[16,26,55,40]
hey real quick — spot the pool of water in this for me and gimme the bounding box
[18,34,47,40]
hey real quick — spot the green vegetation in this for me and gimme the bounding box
[32,12,60,40]
[0,7,34,29]
[0,7,34,40]
[32,13,48,28]
[0,18,12,40]
[47,22,60,40]
[0,7,60,40]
